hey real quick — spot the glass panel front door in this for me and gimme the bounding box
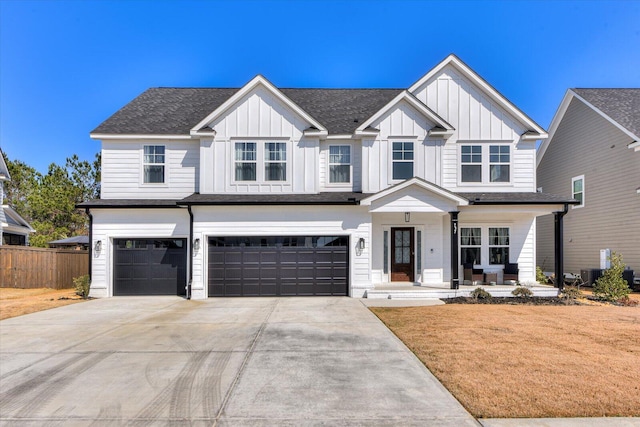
[391,227,414,282]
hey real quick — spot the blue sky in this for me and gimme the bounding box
[1,0,639,173]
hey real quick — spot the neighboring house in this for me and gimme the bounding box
[48,235,89,250]
[81,54,574,299]
[537,89,640,276]
[0,150,34,246]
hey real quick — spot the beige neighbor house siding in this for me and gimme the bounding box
[537,97,640,274]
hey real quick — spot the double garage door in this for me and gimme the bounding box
[208,236,349,297]
[113,236,349,297]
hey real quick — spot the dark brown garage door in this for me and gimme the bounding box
[208,236,349,297]
[114,239,187,296]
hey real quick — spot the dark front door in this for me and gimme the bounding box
[391,227,414,282]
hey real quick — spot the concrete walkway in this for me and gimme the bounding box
[0,297,479,426]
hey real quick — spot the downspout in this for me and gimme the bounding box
[554,203,569,291]
[187,205,193,300]
[85,208,93,281]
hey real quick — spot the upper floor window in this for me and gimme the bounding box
[572,175,584,208]
[329,145,351,184]
[235,142,257,181]
[143,145,165,184]
[461,145,482,182]
[265,142,286,181]
[460,144,511,184]
[392,142,413,180]
[489,146,510,182]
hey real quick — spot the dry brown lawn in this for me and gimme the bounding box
[371,303,640,418]
[0,288,86,320]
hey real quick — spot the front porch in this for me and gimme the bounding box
[365,283,559,300]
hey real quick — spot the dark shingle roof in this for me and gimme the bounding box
[77,199,183,208]
[179,192,369,205]
[458,192,578,205]
[91,87,402,136]
[573,89,640,139]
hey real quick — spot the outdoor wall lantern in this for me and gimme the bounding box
[94,240,102,252]
[405,212,411,222]
[358,238,365,250]
[193,238,201,251]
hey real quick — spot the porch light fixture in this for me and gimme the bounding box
[358,238,365,250]
[405,212,410,222]
[94,240,102,252]
[193,238,201,251]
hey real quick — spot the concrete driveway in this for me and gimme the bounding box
[0,297,478,426]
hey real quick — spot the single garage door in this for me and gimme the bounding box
[208,236,349,297]
[114,239,187,296]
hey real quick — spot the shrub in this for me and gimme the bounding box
[593,252,631,302]
[73,274,90,299]
[512,286,533,298]
[561,286,583,300]
[536,266,548,284]
[470,287,492,300]
[616,296,639,307]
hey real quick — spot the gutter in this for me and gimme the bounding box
[85,208,93,281]
[187,205,193,300]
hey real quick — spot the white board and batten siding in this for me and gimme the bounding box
[202,85,319,194]
[89,209,190,298]
[319,140,362,192]
[362,100,443,193]
[411,64,535,192]
[189,205,372,299]
[101,140,199,200]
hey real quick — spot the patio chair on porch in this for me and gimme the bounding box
[463,263,484,285]
[503,263,519,285]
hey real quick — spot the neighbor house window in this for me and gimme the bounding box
[143,145,165,183]
[265,142,286,181]
[461,145,482,182]
[489,227,509,264]
[329,145,351,183]
[460,227,481,265]
[489,146,510,182]
[392,142,414,180]
[572,175,584,208]
[235,142,257,181]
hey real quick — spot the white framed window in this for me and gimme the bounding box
[460,143,512,184]
[489,146,510,182]
[328,145,351,184]
[392,142,414,180]
[235,142,257,181]
[233,141,288,183]
[461,145,482,182]
[460,226,510,265]
[488,227,509,264]
[264,142,286,181]
[572,175,584,208]
[460,227,482,265]
[143,145,165,184]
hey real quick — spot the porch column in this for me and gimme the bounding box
[554,204,568,290]
[450,211,459,289]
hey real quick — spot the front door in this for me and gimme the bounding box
[391,227,414,282]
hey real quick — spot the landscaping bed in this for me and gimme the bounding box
[0,288,86,320]
[443,296,581,305]
[371,303,640,418]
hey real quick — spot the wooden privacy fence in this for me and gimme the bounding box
[0,246,89,289]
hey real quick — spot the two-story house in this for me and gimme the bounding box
[537,89,640,279]
[1,149,34,246]
[82,54,573,299]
